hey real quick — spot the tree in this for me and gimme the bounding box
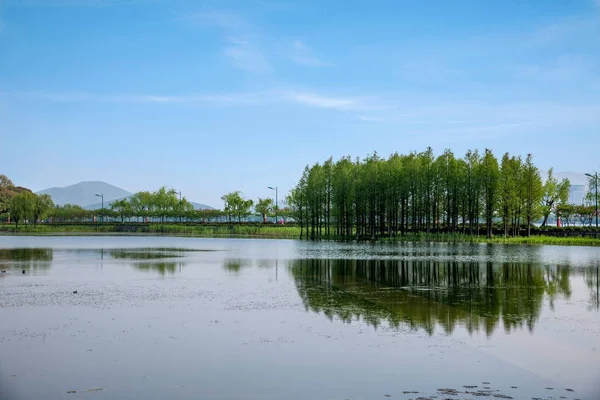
[556,204,574,227]
[480,149,499,238]
[540,168,570,226]
[31,194,54,226]
[221,191,253,222]
[499,153,521,237]
[8,192,35,228]
[255,198,274,222]
[521,154,543,237]
[111,198,133,223]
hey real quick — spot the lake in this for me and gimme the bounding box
[0,236,599,400]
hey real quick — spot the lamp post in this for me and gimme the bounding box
[585,172,599,228]
[268,186,278,224]
[95,193,104,223]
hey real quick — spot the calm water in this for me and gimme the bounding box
[0,236,599,400]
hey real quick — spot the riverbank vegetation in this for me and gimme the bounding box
[286,148,597,240]
[2,148,599,244]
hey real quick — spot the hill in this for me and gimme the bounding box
[38,181,214,210]
[37,181,132,207]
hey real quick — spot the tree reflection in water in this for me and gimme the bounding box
[290,258,581,336]
[0,248,53,272]
[132,261,184,276]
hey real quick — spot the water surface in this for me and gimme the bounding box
[1,236,599,400]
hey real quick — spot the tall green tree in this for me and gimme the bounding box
[540,168,571,226]
[481,149,499,238]
[521,154,543,237]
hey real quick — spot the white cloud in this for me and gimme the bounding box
[4,91,269,106]
[357,102,600,141]
[5,89,379,113]
[510,54,599,87]
[187,10,272,74]
[223,37,272,74]
[187,10,250,32]
[279,91,370,111]
[282,40,332,67]
[528,16,599,47]
[3,0,164,6]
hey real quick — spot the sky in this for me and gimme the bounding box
[1,0,599,207]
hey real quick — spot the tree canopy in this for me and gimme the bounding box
[287,148,571,239]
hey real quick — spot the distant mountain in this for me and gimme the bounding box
[190,202,214,210]
[37,181,132,207]
[37,181,214,210]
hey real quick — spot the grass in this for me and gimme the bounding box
[0,223,302,239]
[481,235,600,246]
[1,224,599,246]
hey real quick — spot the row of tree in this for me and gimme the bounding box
[1,183,286,224]
[6,191,55,228]
[285,148,573,239]
[555,204,598,227]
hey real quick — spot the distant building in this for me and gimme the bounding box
[568,185,587,205]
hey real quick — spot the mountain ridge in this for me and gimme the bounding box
[37,181,214,210]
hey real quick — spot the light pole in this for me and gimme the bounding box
[268,186,278,224]
[95,193,104,223]
[585,172,599,228]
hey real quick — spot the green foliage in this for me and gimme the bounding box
[521,154,543,236]
[31,194,54,226]
[540,168,571,226]
[221,191,253,222]
[255,197,274,222]
[290,148,551,240]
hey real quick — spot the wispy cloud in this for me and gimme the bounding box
[282,40,332,67]
[223,37,272,74]
[511,54,598,82]
[357,101,600,141]
[278,91,373,111]
[188,10,272,74]
[187,10,250,32]
[4,89,378,112]
[3,91,269,106]
[6,89,600,144]
[528,15,600,47]
[3,0,164,6]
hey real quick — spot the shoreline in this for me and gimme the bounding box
[1,226,600,246]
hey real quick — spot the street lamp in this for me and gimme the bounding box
[268,186,278,224]
[95,193,104,223]
[585,172,599,228]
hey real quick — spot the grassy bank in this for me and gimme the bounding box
[1,224,599,246]
[0,224,302,239]
[379,232,600,246]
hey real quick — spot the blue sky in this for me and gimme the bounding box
[1,0,599,207]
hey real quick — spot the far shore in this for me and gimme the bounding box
[1,223,600,247]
